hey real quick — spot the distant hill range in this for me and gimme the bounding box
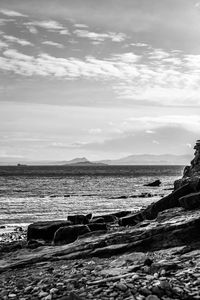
[63,157,106,166]
[97,154,193,165]
[0,154,193,166]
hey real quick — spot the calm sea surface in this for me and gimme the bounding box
[0,165,184,228]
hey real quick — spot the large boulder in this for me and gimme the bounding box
[119,212,144,226]
[90,217,105,224]
[92,214,117,223]
[119,183,194,226]
[179,192,200,210]
[143,183,194,220]
[27,220,72,241]
[87,223,108,232]
[111,211,131,218]
[144,180,161,187]
[53,225,90,245]
[68,214,92,225]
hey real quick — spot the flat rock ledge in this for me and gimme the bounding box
[0,206,200,300]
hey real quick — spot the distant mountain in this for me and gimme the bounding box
[64,157,107,166]
[97,154,193,165]
[0,154,193,166]
[63,157,89,164]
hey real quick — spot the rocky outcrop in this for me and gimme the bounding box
[174,140,200,190]
[1,208,200,273]
[92,214,117,223]
[119,183,194,225]
[53,225,90,245]
[27,220,72,241]
[179,192,200,210]
[144,180,161,187]
[68,214,92,225]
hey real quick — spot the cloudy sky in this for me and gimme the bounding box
[0,0,200,162]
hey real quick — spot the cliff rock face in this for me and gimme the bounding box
[183,140,200,177]
[174,140,200,190]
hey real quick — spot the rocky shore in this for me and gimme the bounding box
[1,141,200,300]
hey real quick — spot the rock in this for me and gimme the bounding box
[27,239,45,249]
[115,282,127,291]
[184,140,200,177]
[87,223,108,232]
[119,212,144,226]
[174,140,200,189]
[144,180,161,187]
[8,294,17,298]
[38,291,48,298]
[53,225,90,245]
[92,214,117,223]
[146,296,160,300]
[144,258,153,266]
[179,192,200,210]
[143,183,194,220]
[59,292,84,300]
[68,214,91,225]
[139,287,151,296]
[90,217,105,224]
[111,211,132,218]
[27,220,72,241]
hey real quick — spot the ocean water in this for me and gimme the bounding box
[0,165,184,228]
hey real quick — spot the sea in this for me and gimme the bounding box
[0,165,184,232]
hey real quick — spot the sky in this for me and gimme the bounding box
[0,0,200,162]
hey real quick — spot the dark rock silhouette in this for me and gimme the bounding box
[53,225,90,245]
[87,223,108,232]
[90,217,105,224]
[27,220,72,241]
[144,180,161,187]
[179,192,200,210]
[92,214,117,223]
[68,214,91,225]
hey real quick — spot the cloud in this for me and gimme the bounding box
[130,43,149,47]
[112,115,200,134]
[74,23,88,28]
[3,35,33,46]
[0,9,27,17]
[79,126,197,155]
[0,40,8,49]
[25,20,64,31]
[59,29,70,35]
[28,26,38,34]
[74,29,127,43]
[42,41,64,48]
[89,128,102,134]
[1,46,200,107]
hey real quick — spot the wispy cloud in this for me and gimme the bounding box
[0,40,8,49]
[1,47,200,107]
[74,29,127,43]
[42,41,64,48]
[3,35,33,46]
[111,115,200,134]
[25,20,64,31]
[0,9,27,17]
[74,23,89,28]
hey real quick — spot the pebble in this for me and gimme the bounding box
[146,296,160,300]
[115,282,127,291]
[38,291,48,298]
[8,294,17,299]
